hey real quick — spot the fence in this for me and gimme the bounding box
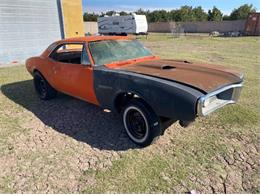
[148,20,247,33]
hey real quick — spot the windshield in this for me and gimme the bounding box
[89,40,153,65]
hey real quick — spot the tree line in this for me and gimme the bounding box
[83,4,256,22]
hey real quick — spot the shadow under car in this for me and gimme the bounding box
[1,80,138,151]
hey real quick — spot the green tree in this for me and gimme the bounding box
[83,12,99,22]
[168,7,207,22]
[105,10,117,16]
[230,4,256,20]
[119,11,128,16]
[135,8,147,15]
[208,6,223,21]
[168,10,175,21]
[223,15,230,21]
[174,6,193,22]
[83,4,257,23]
[192,6,208,21]
[151,10,169,22]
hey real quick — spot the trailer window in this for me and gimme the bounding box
[89,40,153,65]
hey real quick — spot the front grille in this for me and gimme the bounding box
[197,83,243,117]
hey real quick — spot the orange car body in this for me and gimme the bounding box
[26,36,139,106]
[25,36,244,146]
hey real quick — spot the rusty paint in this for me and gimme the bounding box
[245,13,260,36]
[115,59,243,93]
[105,56,160,68]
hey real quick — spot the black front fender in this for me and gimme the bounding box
[93,66,204,121]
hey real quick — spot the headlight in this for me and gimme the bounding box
[203,96,217,107]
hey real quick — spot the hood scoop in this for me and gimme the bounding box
[161,65,176,70]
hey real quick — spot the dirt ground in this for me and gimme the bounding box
[0,34,259,193]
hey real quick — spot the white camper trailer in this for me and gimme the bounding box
[98,14,148,35]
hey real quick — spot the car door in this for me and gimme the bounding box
[49,43,99,105]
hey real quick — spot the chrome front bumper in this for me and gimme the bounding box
[197,83,243,117]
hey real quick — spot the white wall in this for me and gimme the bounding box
[0,0,62,64]
[84,22,98,35]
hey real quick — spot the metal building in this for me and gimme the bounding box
[0,0,84,64]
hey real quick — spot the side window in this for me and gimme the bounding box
[49,43,85,65]
[81,44,91,65]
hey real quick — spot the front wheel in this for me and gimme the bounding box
[122,99,162,147]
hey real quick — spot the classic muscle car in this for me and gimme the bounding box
[26,36,243,146]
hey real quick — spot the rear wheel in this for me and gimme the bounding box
[33,71,57,100]
[122,99,161,147]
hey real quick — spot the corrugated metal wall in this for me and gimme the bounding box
[0,0,62,63]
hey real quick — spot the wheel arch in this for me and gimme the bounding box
[113,90,155,114]
[33,68,41,75]
[32,68,57,92]
[32,69,46,80]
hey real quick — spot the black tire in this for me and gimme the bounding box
[33,71,57,100]
[122,99,162,147]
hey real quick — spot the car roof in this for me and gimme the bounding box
[41,36,133,57]
[56,36,131,43]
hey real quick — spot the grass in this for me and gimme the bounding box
[142,33,260,125]
[0,34,259,193]
[84,34,260,193]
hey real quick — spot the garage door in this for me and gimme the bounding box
[0,0,62,63]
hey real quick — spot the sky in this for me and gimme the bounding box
[82,0,260,15]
